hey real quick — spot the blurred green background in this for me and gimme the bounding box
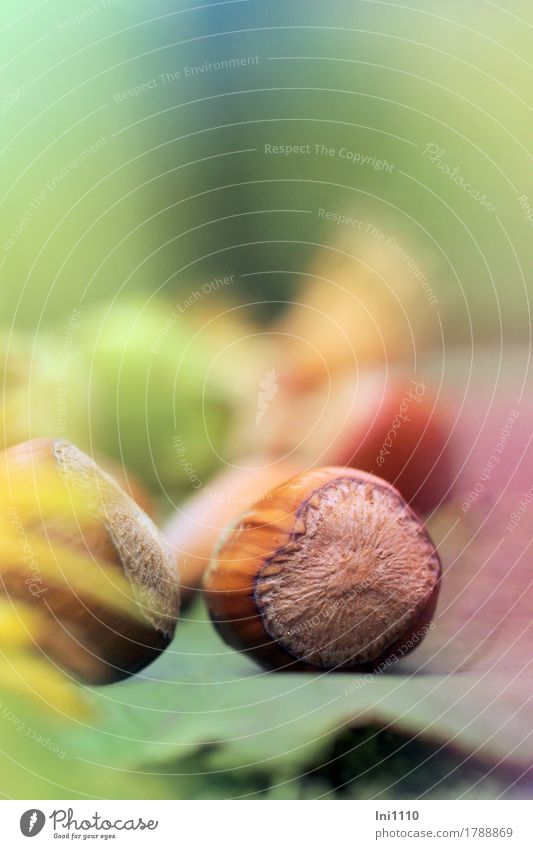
[0,0,532,800]
[1,0,532,499]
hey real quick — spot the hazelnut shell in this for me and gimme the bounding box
[204,467,441,672]
[1,438,180,684]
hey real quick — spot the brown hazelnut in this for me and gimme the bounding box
[271,240,436,392]
[296,374,453,513]
[1,438,180,684]
[204,467,440,671]
[246,372,453,514]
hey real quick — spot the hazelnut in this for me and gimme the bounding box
[247,372,453,514]
[334,381,452,513]
[204,467,440,671]
[300,374,453,513]
[98,455,155,518]
[1,438,180,684]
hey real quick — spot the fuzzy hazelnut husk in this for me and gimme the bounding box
[98,456,156,519]
[164,457,302,609]
[1,438,180,684]
[204,467,441,672]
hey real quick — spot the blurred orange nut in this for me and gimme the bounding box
[163,456,303,608]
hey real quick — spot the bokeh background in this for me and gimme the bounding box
[1,0,532,799]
